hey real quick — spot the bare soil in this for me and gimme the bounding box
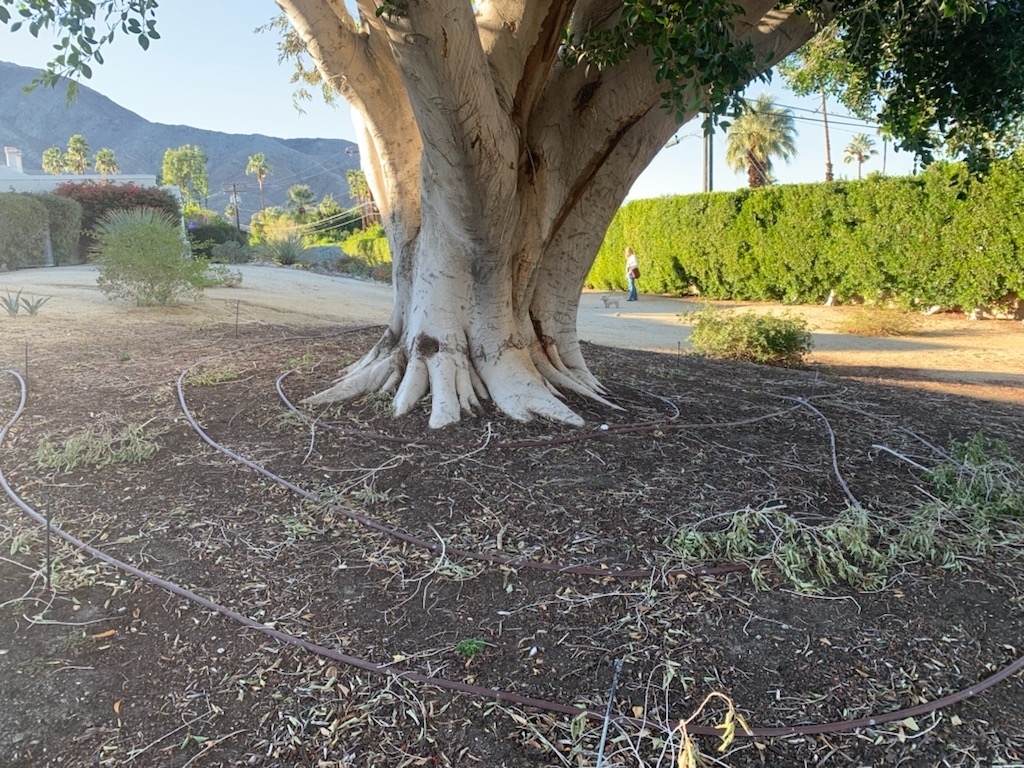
[1,265,1023,767]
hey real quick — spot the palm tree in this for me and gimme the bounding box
[844,133,878,179]
[94,148,119,179]
[64,134,90,175]
[346,169,376,228]
[725,94,798,187]
[41,146,64,175]
[286,184,317,218]
[876,127,893,175]
[246,153,273,211]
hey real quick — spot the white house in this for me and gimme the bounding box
[1,146,157,190]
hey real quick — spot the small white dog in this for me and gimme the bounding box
[600,294,620,308]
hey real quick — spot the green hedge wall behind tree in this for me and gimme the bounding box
[589,154,1024,311]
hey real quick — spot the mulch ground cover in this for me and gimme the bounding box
[1,321,1022,767]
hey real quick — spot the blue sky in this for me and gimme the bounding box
[1,0,918,199]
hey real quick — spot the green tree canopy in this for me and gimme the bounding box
[63,134,90,174]
[161,145,209,210]
[780,4,1024,164]
[285,184,316,217]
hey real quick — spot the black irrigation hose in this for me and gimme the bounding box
[274,367,806,451]
[4,357,1024,742]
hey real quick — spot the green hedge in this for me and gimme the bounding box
[590,154,1024,311]
[28,193,83,266]
[0,193,50,270]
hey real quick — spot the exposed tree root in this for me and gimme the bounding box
[303,335,612,429]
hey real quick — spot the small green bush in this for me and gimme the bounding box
[92,207,207,306]
[341,223,391,265]
[209,240,253,264]
[256,231,306,265]
[187,217,248,258]
[686,306,812,367]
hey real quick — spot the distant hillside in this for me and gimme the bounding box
[0,61,359,220]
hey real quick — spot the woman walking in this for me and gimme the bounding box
[625,247,640,301]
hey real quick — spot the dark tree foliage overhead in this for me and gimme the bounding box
[783,0,1024,164]
[5,0,1021,161]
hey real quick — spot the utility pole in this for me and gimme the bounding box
[224,182,246,231]
[821,90,834,182]
[702,116,713,193]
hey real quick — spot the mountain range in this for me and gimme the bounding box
[0,60,359,219]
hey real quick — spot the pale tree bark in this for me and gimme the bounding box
[275,0,822,428]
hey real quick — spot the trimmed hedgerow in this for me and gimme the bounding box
[0,193,50,270]
[27,193,83,265]
[589,153,1024,312]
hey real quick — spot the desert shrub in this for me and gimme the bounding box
[199,263,244,288]
[256,231,306,265]
[186,216,247,259]
[341,223,391,265]
[686,305,812,367]
[209,240,254,264]
[92,207,207,306]
[836,309,922,337]
[27,193,83,265]
[54,182,181,262]
[0,193,50,270]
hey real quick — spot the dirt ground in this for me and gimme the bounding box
[1,264,1023,767]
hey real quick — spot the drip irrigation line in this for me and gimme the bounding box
[275,369,805,450]
[175,331,756,580]
[182,364,714,580]
[4,352,1024,743]
[777,395,860,508]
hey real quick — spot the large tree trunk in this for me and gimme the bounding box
[281,0,819,428]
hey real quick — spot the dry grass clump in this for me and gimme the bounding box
[835,309,923,337]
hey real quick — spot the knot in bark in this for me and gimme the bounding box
[414,333,440,358]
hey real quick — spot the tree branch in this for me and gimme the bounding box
[278,0,422,235]
[476,0,580,129]
[381,0,519,228]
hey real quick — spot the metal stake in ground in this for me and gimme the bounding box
[596,658,624,767]
[44,495,52,590]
